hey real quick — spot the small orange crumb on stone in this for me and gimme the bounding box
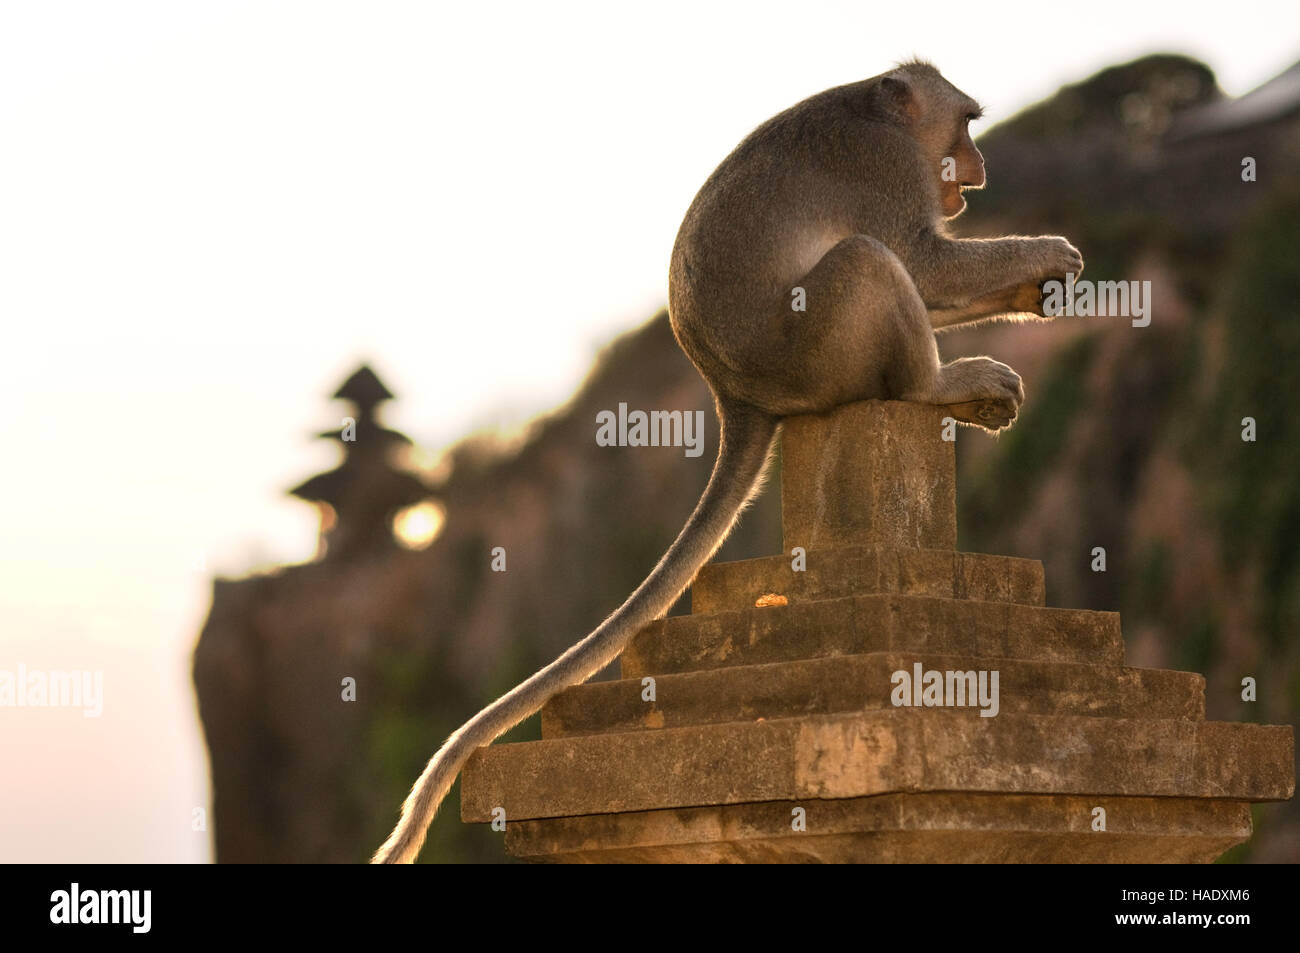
[754,593,788,607]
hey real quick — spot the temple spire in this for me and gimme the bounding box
[288,363,434,560]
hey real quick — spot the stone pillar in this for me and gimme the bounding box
[460,399,1295,862]
[782,400,955,551]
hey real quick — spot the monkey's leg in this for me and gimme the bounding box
[784,236,1023,431]
[928,281,1047,330]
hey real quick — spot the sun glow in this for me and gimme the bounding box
[392,501,445,550]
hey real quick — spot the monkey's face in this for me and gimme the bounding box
[871,66,987,220]
[941,115,985,219]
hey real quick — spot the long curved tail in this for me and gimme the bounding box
[371,397,780,863]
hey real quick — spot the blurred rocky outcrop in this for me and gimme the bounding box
[949,52,1300,861]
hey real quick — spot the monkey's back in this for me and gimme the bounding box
[668,82,924,399]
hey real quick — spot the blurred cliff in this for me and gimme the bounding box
[194,52,1300,862]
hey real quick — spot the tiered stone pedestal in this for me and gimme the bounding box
[461,401,1294,862]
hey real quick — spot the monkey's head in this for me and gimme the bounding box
[871,61,986,219]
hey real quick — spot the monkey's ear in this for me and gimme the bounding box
[868,75,920,124]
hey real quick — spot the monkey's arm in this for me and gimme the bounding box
[928,281,1047,330]
[903,232,1082,311]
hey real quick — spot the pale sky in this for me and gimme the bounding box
[1,0,1295,862]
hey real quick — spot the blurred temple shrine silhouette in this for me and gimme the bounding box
[288,364,438,560]
[196,361,450,863]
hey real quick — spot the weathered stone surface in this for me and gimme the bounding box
[781,401,956,551]
[541,654,1204,738]
[623,594,1123,679]
[457,395,1296,863]
[505,793,1253,863]
[461,711,1293,822]
[690,546,1045,613]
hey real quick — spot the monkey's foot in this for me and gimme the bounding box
[943,397,1018,432]
[927,356,1023,432]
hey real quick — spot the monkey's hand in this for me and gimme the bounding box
[1027,236,1084,284]
[1013,237,1084,320]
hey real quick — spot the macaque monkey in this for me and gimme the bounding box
[374,60,1082,863]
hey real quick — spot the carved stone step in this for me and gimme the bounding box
[461,711,1293,822]
[690,547,1045,614]
[503,793,1253,863]
[623,594,1123,679]
[456,398,1294,863]
[541,654,1204,739]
